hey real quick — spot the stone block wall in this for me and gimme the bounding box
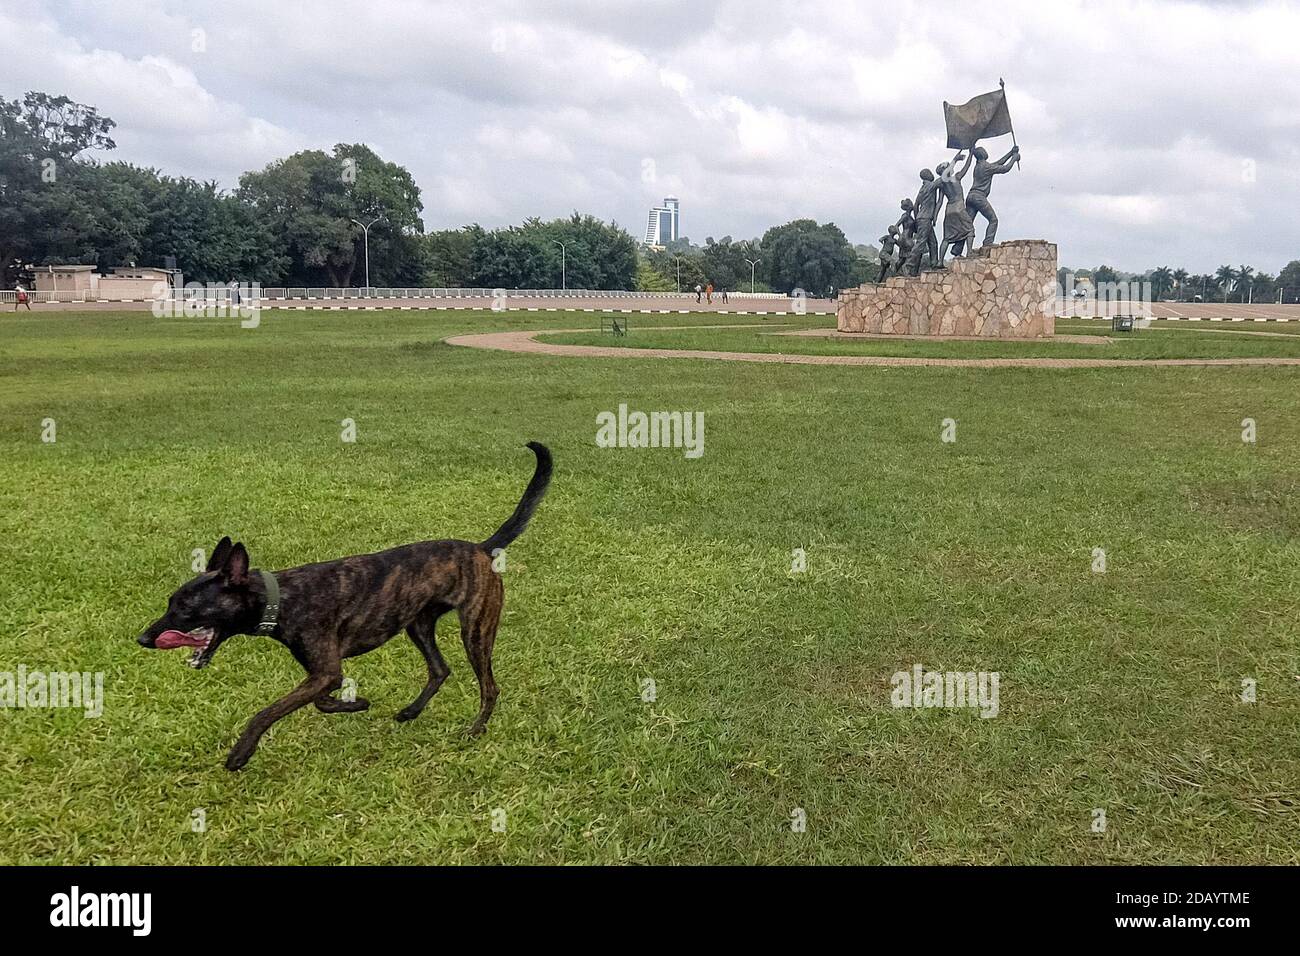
[837,239,1057,337]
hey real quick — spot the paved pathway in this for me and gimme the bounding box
[777,328,1113,346]
[444,326,1300,370]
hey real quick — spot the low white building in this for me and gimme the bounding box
[31,265,174,300]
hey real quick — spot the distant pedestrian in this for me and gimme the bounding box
[705,282,714,304]
[721,287,729,303]
[14,284,31,311]
[694,283,702,303]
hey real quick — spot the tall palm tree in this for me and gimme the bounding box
[1215,265,1236,303]
[1172,268,1188,302]
[1236,265,1255,302]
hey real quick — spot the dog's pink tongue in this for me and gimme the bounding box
[156,630,204,650]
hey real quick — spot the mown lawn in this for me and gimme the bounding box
[1,307,1298,864]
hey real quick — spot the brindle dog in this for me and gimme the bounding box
[138,442,552,770]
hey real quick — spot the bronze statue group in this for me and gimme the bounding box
[878,144,1019,280]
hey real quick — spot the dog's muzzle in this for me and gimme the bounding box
[145,626,218,668]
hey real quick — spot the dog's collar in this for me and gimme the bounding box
[255,569,280,635]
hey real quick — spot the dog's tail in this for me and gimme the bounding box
[481,442,553,553]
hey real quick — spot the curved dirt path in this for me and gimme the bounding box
[445,326,1300,369]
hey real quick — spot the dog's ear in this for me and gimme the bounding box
[207,536,234,572]
[223,542,250,586]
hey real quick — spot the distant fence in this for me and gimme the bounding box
[0,287,792,304]
[255,288,788,300]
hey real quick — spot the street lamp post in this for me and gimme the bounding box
[350,215,384,296]
[551,240,568,291]
[744,257,761,294]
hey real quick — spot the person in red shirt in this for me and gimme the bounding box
[14,285,31,311]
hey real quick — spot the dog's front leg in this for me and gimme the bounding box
[226,671,339,771]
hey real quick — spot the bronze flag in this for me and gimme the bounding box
[943,88,1013,150]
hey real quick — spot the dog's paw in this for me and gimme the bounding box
[464,721,489,739]
[317,695,370,713]
[393,705,423,723]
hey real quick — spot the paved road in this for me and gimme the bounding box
[1059,300,1300,321]
[17,295,1300,323]
[14,293,836,315]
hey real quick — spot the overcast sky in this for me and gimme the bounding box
[4,0,1299,273]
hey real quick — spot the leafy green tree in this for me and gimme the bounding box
[759,219,855,297]
[423,227,474,287]
[635,256,674,292]
[238,143,423,286]
[847,254,879,287]
[1092,265,1118,286]
[79,164,285,283]
[0,91,117,281]
[1251,272,1276,302]
[467,223,551,288]
[533,213,637,290]
[642,244,705,291]
[461,213,636,290]
[1278,260,1300,302]
[700,235,760,292]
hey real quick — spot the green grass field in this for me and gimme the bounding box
[2,308,1299,864]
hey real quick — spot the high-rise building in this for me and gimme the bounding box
[643,196,680,246]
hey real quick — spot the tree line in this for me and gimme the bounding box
[1,91,872,297]
[0,92,636,290]
[1062,263,1300,304]
[8,91,1292,300]
[635,223,872,298]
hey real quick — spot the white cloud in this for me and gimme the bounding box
[0,6,304,184]
[4,0,1300,272]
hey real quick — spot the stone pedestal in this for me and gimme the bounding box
[837,239,1057,337]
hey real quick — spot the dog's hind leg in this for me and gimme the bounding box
[394,602,453,723]
[460,575,504,737]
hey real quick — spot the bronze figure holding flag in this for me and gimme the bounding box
[941,80,1021,251]
[877,81,1023,279]
[966,145,1018,246]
